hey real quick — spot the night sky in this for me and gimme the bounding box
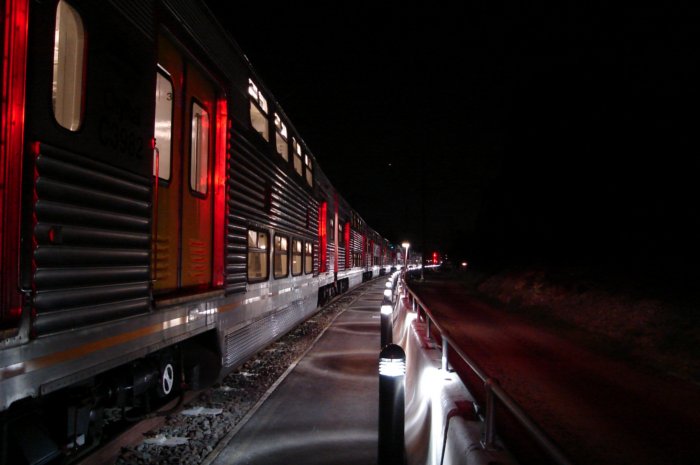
[205,2,698,284]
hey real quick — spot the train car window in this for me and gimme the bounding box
[247,229,269,281]
[274,113,289,161]
[304,241,313,274]
[190,101,210,195]
[248,78,269,141]
[292,138,303,176]
[292,239,303,276]
[354,252,362,268]
[304,154,313,187]
[154,70,173,180]
[52,0,85,131]
[273,235,289,279]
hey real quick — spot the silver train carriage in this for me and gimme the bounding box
[0,0,398,463]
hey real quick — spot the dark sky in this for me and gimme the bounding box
[205,2,698,276]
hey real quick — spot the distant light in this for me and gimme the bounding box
[381,304,393,315]
[461,261,468,268]
[401,242,410,249]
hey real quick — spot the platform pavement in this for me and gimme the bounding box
[209,279,388,465]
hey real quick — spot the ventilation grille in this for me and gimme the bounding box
[223,300,310,368]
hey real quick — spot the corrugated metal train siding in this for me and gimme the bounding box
[107,0,154,39]
[225,125,318,294]
[32,144,151,335]
[351,230,363,253]
[161,0,243,85]
[338,245,346,271]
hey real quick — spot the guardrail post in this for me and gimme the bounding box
[482,378,496,450]
[378,344,406,465]
[441,338,450,372]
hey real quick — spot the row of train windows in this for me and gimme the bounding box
[352,253,363,268]
[247,230,314,282]
[52,1,309,196]
[248,79,313,188]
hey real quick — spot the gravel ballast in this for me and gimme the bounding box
[114,289,365,465]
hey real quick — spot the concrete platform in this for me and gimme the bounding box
[210,280,386,465]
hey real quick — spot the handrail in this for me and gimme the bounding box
[400,271,574,465]
[152,146,159,283]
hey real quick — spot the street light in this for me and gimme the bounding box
[401,242,410,269]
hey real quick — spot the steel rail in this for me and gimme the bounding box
[401,272,574,465]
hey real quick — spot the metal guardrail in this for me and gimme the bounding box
[400,271,574,465]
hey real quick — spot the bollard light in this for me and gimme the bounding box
[379,355,406,377]
[378,344,406,465]
[385,281,392,289]
[383,289,392,299]
[380,303,393,347]
[401,242,410,271]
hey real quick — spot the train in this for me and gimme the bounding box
[0,1,401,463]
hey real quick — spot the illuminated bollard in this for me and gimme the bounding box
[384,288,394,305]
[378,344,406,465]
[380,299,393,348]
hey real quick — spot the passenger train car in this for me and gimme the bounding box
[0,0,399,462]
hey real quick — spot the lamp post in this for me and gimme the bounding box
[401,242,410,270]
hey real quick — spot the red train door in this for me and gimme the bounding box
[153,33,217,294]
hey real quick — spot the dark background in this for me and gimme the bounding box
[205,2,698,288]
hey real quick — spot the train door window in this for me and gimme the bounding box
[247,229,268,282]
[274,235,289,279]
[153,32,224,294]
[52,0,85,131]
[304,241,313,274]
[248,78,269,141]
[304,154,313,187]
[292,239,302,276]
[293,138,303,176]
[274,113,289,161]
[154,70,173,180]
[190,101,210,195]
